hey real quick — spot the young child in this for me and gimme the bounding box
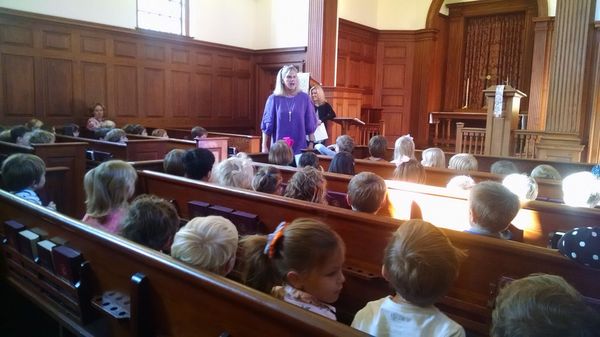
[61,123,80,137]
[120,194,179,252]
[531,164,561,181]
[182,148,215,181]
[393,158,426,184]
[28,129,55,144]
[252,166,283,194]
[104,128,127,143]
[82,160,137,233]
[448,153,478,171]
[491,274,600,337]
[467,181,520,239]
[268,140,294,166]
[298,152,320,169]
[163,149,186,176]
[391,134,416,164]
[283,166,328,204]
[171,216,239,275]
[10,126,32,146]
[352,219,466,336]
[420,147,445,168]
[151,128,169,138]
[191,126,208,140]
[502,173,538,201]
[328,151,355,175]
[366,135,388,161]
[123,124,147,136]
[446,175,476,192]
[212,153,254,189]
[347,172,387,214]
[25,118,44,130]
[315,135,355,157]
[1,153,56,210]
[562,171,600,208]
[240,218,345,320]
[490,160,519,175]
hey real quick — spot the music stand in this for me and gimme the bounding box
[332,117,365,135]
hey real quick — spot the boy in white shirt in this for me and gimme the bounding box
[352,219,466,337]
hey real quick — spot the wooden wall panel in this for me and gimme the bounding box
[81,62,107,114]
[0,24,33,47]
[193,72,212,118]
[43,58,74,117]
[215,75,233,118]
[171,70,192,117]
[142,68,165,117]
[80,35,106,55]
[114,65,138,117]
[1,53,36,117]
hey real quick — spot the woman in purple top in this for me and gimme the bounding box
[261,65,317,155]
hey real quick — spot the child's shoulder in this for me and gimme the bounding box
[14,189,42,205]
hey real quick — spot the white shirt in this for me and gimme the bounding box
[351,296,465,337]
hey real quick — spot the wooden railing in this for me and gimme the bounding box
[455,123,544,159]
[359,120,385,145]
[455,123,486,155]
[512,130,544,159]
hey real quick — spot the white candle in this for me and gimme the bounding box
[465,77,470,107]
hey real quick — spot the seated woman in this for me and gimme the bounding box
[87,103,106,131]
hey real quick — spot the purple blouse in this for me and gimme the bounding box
[261,92,317,154]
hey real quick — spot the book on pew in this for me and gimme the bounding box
[52,245,84,284]
[37,240,57,272]
[17,229,41,261]
[3,220,25,248]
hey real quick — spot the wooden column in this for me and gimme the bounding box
[526,17,554,131]
[307,0,337,86]
[538,0,595,161]
[586,22,600,162]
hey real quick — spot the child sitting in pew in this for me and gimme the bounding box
[120,194,179,252]
[9,126,32,146]
[502,173,538,201]
[298,152,321,169]
[352,219,466,336]
[123,124,147,136]
[531,164,561,181]
[391,134,416,164]
[490,160,519,175]
[82,160,137,233]
[29,129,55,145]
[284,166,328,205]
[491,274,600,337]
[448,153,478,171]
[366,135,388,161]
[240,218,345,320]
[315,135,355,157]
[347,172,387,214]
[212,153,254,189]
[252,166,283,194]
[191,126,208,140]
[104,128,127,144]
[171,216,239,275]
[268,140,294,166]
[1,153,56,210]
[151,128,168,138]
[163,149,186,176]
[182,148,215,181]
[420,147,445,168]
[392,158,426,184]
[328,151,355,175]
[466,181,520,240]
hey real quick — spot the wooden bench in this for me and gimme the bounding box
[0,190,368,337]
[0,140,87,218]
[125,134,229,162]
[146,127,261,154]
[136,170,600,336]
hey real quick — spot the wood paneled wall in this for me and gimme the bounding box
[0,9,306,133]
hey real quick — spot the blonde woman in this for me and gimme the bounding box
[310,84,336,145]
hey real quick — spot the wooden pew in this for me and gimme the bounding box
[125,134,229,162]
[0,140,87,218]
[0,190,368,337]
[352,145,596,177]
[56,134,169,162]
[146,127,261,154]
[136,170,600,336]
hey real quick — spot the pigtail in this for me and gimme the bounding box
[239,234,279,293]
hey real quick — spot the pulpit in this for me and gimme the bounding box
[482,85,526,156]
[332,117,365,137]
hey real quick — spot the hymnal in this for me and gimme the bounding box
[52,245,84,284]
[17,229,41,260]
[37,240,57,272]
[3,220,25,248]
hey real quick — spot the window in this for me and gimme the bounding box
[137,0,188,35]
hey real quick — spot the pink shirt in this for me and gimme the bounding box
[86,117,103,131]
[82,207,127,234]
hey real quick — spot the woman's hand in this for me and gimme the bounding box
[318,119,323,125]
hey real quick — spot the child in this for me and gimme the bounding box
[104,128,127,143]
[328,151,355,175]
[420,147,445,168]
[151,128,169,138]
[191,126,208,140]
[347,172,387,214]
[366,135,388,161]
[562,171,600,208]
[316,135,355,157]
[240,218,345,320]
[298,152,320,169]
[491,274,600,337]
[82,160,137,233]
[392,158,426,184]
[61,123,80,137]
[10,126,31,146]
[120,194,179,252]
[124,124,147,136]
[25,118,44,130]
[448,153,478,171]
[531,164,561,181]
[162,149,186,176]
[391,134,415,164]
[182,148,215,181]
[29,129,55,144]
[352,219,466,336]
[212,153,254,189]
[490,160,519,175]
[446,175,476,192]
[1,153,56,210]
[502,173,538,201]
[284,166,328,204]
[268,140,294,166]
[171,216,239,275]
[252,166,283,194]
[467,181,520,239]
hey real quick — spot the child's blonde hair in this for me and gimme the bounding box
[421,147,445,168]
[469,181,520,233]
[212,154,254,189]
[104,128,126,143]
[393,135,415,162]
[240,218,344,293]
[384,219,466,307]
[252,166,282,194]
[151,128,168,138]
[393,159,426,184]
[531,164,561,181]
[29,129,55,144]
[283,166,327,204]
[84,160,137,218]
[171,216,239,275]
[502,173,538,201]
[448,153,478,171]
[268,140,293,165]
[347,172,387,213]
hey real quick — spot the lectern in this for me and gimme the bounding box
[332,117,365,136]
[482,85,526,156]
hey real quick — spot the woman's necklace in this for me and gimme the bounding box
[285,96,296,122]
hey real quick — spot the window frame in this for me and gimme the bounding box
[135,0,189,36]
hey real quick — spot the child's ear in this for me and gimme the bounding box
[381,265,390,282]
[286,270,304,289]
[346,194,352,207]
